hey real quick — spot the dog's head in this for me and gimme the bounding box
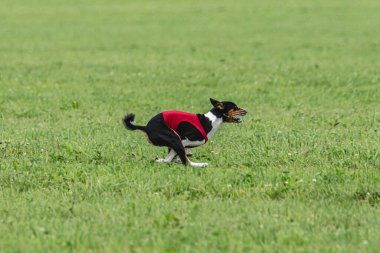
[210,98,248,123]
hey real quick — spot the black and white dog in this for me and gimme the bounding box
[123,98,247,167]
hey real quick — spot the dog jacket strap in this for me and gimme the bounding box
[162,110,208,142]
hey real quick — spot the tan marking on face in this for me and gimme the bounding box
[229,108,247,116]
[217,104,224,110]
[224,109,235,122]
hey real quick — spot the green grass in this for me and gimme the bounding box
[1,0,380,252]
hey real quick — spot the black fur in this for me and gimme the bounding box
[144,114,188,165]
[175,114,212,142]
[123,114,146,131]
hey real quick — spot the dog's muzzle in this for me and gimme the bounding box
[226,108,248,123]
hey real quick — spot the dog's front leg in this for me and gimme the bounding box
[188,160,208,168]
[157,151,208,167]
[155,149,177,163]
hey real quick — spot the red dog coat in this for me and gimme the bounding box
[162,110,208,142]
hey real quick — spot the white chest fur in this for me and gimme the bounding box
[204,111,223,139]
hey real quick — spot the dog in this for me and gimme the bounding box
[123,98,247,167]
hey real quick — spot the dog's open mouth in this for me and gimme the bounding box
[232,115,243,123]
[228,109,248,123]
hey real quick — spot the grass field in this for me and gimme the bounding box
[1,0,380,252]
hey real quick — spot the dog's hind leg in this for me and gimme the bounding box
[146,122,189,166]
[172,148,193,163]
[171,145,207,167]
[168,139,188,166]
[172,154,208,167]
[169,146,192,155]
[188,160,208,168]
[158,146,207,167]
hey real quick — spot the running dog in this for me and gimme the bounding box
[123,98,247,167]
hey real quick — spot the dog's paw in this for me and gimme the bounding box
[189,162,208,168]
[154,158,166,163]
[172,157,182,164]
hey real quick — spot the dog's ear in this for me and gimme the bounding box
[210,98,224,110]
[210,98,220,107]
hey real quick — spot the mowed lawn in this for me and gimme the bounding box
[1,0,379,252]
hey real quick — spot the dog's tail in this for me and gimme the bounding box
[123,114,147,132]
